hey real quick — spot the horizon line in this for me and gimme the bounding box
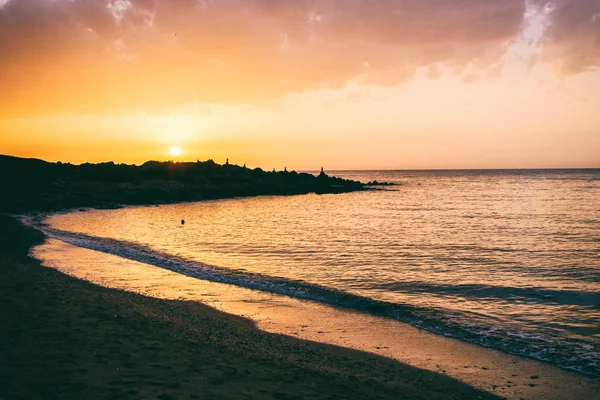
[1,154,599,172]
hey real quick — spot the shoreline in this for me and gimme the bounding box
[1,214,501,399]
[28,202,600,382]
[32,235,600,400]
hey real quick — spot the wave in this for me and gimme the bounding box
[370,281,600,307]
[24,218,600,378]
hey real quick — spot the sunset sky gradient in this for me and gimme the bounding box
[1,0,599,169]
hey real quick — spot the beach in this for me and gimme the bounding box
[0,215,501,399]
[29,230,600,400]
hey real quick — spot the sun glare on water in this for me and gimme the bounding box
[170,146,182,157]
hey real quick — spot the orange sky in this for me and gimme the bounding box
[0,0,599,169]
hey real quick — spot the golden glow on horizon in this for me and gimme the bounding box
[0,1,599,169]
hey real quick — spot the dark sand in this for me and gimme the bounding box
[0,215,499,400]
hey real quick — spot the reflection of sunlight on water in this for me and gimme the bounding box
[32,238,600,400]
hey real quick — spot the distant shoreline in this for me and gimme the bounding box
[0,154,367,214]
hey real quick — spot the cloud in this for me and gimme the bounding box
[534,0,600,73]
[0,0,529,115]
[106,0,134,23]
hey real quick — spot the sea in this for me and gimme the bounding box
[26,170,600,377]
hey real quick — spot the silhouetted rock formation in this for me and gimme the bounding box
[366,180,397,186]
[0,155,366,212]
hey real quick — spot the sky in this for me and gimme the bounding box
[0,0,599,170]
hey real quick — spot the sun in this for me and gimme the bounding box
[170,146,182,156]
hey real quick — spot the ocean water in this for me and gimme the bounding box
[29,170,600,377]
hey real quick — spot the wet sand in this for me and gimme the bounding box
[1,215,500,399]
[33,237,600,399]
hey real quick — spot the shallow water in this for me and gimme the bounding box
[32,169,600,376]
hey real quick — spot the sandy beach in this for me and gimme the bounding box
[32,234,600,400]
[0,214,503,399]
